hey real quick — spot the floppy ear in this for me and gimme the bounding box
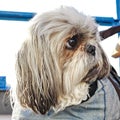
[15,34,58,114]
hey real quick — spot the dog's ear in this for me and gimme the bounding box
[15,34,59,114]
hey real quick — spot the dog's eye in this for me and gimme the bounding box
[66,36,78,49]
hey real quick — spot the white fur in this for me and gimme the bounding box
[13,6,110,114]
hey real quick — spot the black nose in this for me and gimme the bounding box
[86,44,96,56]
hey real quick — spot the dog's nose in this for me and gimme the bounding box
[86,44,96,56]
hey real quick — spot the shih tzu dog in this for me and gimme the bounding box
[12,6,120,120]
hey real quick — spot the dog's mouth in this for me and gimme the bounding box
[88,64,99,74]
[82,64,99,83]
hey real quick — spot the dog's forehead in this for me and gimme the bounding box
[35,7,96,27]
[55,7,98,37]
[53,7,97,32]
[30,7,98,39]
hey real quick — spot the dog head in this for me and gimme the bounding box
[15,7,110,114]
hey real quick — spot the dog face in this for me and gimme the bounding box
[15,7,110,114]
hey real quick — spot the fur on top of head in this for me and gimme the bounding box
[15,6,110,114]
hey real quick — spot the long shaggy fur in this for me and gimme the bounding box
[15,6,110,114]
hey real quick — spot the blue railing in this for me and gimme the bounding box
[0,11,35,21]
[0,10,120,26]
[116,0,120,35]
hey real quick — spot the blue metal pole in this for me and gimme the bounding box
[116,0,120,35]
[0,10,119,26]
[0,11,35,21]
[0,11,118,26]
[116,0,120,20]
[116,0,120,74]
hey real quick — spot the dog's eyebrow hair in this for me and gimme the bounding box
[71,33,82,38]
[72,34,84,40]
[71,34,78,39]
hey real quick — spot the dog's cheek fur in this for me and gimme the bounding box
[97,46,110,79]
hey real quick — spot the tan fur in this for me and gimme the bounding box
[14,6,110,114]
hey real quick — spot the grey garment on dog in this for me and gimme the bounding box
[12,78,120,120]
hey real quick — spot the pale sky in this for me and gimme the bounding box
[0,0,117,18]
[0,0,119,85]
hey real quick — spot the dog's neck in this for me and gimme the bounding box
[54,82,90,112]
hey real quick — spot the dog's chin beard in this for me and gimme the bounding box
[82,64,100,83]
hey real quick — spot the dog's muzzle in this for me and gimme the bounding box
[86,44,96,56]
